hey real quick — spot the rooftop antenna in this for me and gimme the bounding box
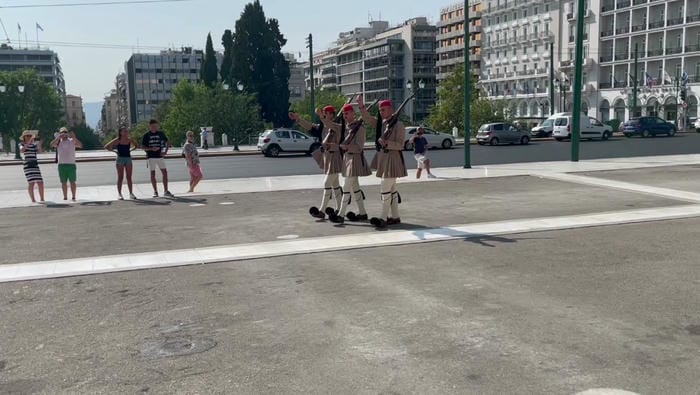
[0,16,10,43]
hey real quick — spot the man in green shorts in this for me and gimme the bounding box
[51,127,83,201]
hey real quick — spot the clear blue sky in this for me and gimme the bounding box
[2,0,442,102]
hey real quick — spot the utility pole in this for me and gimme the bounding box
[549,41,554,115]
[306,34,315,122]
[571,0,585,162]
[463,0,471,168]
[632,43,638,119]
[675,69,679,128]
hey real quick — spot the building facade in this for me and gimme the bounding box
[65,94,86,127]
[124,47,203,125]
[596,0,700,125]
[0,44,67,109]
[437,0,483,84]
[100,90,120,135]
[285,53,306,103]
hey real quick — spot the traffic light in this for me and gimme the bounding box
[680,88,687,102]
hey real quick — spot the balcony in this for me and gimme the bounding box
[601,2,614,12]
[685,44,700,53]
[688,14,700,23]
[616,27,630,34]
[559,59,572,68]
[614,52,629,60]
[600,54,614,62]
[601,29,614,37]
[647,48,664,56]
[666,46,682,55]
[617,0,631,8]
[569,35,575,43]
[667,17,684,26]
[567,13,574,21]
[648,20,664,29]
[599,82,613,89]
[469,25,482,33]
[614,80,627,88]
[633,0,646,4]
[469,39,481,48]
[631,23,646,32]
[535,68,546,75]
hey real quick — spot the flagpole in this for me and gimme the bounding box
[35,24,39,48]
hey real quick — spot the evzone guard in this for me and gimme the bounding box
[319,103,372,224]
[358,96,408,228]
[288,106,343,219]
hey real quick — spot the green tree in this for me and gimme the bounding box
[231,0,290,127]
[70,124,102,150]
[201,33,219,88]
[426,63,503,137]
[220,29,234,85]
[0,69,63,150]
[161,80,262,147]
[289,89,347,122]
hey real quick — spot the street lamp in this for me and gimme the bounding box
[0,84,26,159]
[223,82,245,151]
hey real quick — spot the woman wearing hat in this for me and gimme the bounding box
[19,131,45,203]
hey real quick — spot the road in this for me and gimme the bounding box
[1,133,699,191]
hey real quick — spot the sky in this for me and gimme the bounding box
[1,0,443,103]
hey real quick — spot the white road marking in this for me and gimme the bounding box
[219,202,235,205]
[575,389,640,395]
[276,234,299,240]
[2,204,700,283]
[189,203,206,207]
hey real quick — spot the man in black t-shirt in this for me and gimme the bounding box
[141,119,173,198]
[409,127,436,179]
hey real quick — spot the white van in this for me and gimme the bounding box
[551,112,613,141]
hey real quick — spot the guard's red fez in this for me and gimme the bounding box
[379,100,393,109]
[322,105,336,113]
[341,104,354,112]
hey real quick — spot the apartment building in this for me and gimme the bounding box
[65,94,86,127]
[436,0,483,84]
[100,90,120,134]
[285,53,306,103]
[481,0,565,119]
[0,44,67,109]
[596,0,699,124]
[124,47,204,125]
[336,17,438,122]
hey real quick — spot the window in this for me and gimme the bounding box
[292,132,308,140]
[677,34,682,48]
[275,130,290,139]
[534,6,538,14]
[523,9,527,18]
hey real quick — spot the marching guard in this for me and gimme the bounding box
[289,107,343,219]
[358,96,408,228]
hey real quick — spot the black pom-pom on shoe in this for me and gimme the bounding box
[370,217,386,228]
[309,206,325,219]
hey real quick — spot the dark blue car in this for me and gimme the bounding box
[623,117,677,138]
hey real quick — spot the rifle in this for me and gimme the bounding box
[374,92,416,152]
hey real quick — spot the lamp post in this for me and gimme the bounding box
[0,84,26,159]
[222,81,245,151]
[405,79,425,124]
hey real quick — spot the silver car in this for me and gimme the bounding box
[476,123,531,146]
[403,127,456,150]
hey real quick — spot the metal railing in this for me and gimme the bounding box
[616,27,630,34]
[648,20,664,29]
[666,47,682,55]
[685,44,700,52]
[614,52,629,60]
[647,48,664,56]
[631,24,646,32]
[601,30,614,37]
[599,82,612,89]
[617,0,631,8]
[600,54,614,62]
[667,17,684,26]
[688,14,700,22]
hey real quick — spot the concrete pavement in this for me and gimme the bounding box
[2,154,700,393]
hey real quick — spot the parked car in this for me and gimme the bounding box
[403,127,455,150]
[693,117,700,131]
[257,128,320,157]
[530,118,554,138]
[476,123,530,146]
[623,117,677,138]
[551,113,613,141]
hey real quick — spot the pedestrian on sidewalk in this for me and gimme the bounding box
[51,127,83,201]
[410,127,436,179]
[289,107,343,219]
[141,119,173,198]
[200,128,209,150]
[104,126,138,200]
[19,131,45,203]
[183,130,203,193]
[358,96,408,228]
[320,103,372,224]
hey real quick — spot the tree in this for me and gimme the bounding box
[201,33,219,88]
[0,69,63,151]
[230,0,291,127]
[161,80,262,147]
[288,89,346,122]
[220,29,234,85]
[71,124,102,150]
[426,63,503,137]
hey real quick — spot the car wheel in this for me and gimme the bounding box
[267,144,281,157]
[602,131,610,141]
[489,137,499,146]
[641,129,650,138]
[307,143,321,156]
[520,136,530,145]
[404,141,413,151]
[624,133,632,138]
[477,141,485,145]
[554,137,563,142]
[441,139,453,149]
[668,129,676,137]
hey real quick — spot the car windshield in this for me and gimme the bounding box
[540,119,553,127]
[478,125,490,131]
[554,118,568,126]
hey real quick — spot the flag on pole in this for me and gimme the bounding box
[681,71,689,87]
[663,71,673,85]
[36,23,44,32]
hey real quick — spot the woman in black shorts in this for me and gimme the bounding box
[19,131,45,203]
[104,126,138,200]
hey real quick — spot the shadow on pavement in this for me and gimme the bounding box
[130,199,172,206]
[165,196,208,204]
[44,202,72,208]
[79,201,113,207]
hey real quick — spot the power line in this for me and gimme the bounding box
[0,0,192,9]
